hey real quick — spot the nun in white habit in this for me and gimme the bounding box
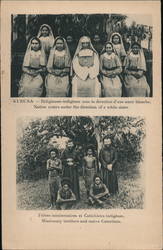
[71,36,101,97]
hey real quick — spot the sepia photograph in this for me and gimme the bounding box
[1,1,162,249]
[17,116,145,210]
[11,14,153,98]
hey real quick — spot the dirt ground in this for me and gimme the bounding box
[17,165,144,210]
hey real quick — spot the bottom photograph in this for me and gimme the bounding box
[16,116,145,210]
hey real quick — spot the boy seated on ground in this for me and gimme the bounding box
[89,174,109,207]
[56,177,76,210]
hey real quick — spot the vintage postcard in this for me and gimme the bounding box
[1,1,162,250]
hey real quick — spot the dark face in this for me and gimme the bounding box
[93,35,100,43]
[104,138,111,147]
[56,39,64,51]
[31,39,40,51]
[112,35,120,44]
[82,42,90,49]
[95,177,101,185]
[105,43,113,55]
[63,184,69,191]
[66,35,73,43]
[132,45,140,54]
[41,26,49,37]
[87,149,93,155]
[50,151,56,159]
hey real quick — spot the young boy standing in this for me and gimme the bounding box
[83,146,98,197]
[47,149,62,209]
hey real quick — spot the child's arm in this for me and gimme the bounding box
[89,185,96,199]
[47,159,55,171]
[66,191,76,202]
[47,159,51,170]
[56,190,65,203]
[58,193,76,203]
[54,159,62,172]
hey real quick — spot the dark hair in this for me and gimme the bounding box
[49,148,59,156]
[41,25,50,32]
[111,34,121,44]
[105,41,114,51]
[131,42,141,49]
[61,177,72,188]
[93,174,102,182]
[103,135,112,142]
[31,37,41,49]
[86,144,95,154]
[55,37,65,45]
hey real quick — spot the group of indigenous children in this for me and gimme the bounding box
[47,137,118,209]
[18,24,150,98]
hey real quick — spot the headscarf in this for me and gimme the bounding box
[71,36,98,76]
[101,41,116,55]
[23,37,46,67]
[73,36,98,60]
[124,42,146,71]
[110,32,126,58]
[37,24,55,48]
[47,36,71,70]
[100,42,122,68]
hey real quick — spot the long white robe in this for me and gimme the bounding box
[18,49,46,97]
[72,50,101,97]
[124,51,150,97]
[100,52,122,97]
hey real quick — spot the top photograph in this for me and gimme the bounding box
[11,14,153,98]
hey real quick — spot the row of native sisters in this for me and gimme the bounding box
[18,24,150,98]
[47,137,118,210]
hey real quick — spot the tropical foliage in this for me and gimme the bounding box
[17,116,145,182]
[12,14,151,45]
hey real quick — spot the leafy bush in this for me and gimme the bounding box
[98,116,145,167]
[17,116,145,182]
